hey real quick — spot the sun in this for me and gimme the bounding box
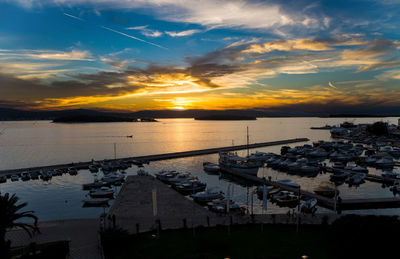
[171,106,185,110]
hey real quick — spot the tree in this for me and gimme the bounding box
[0,192,39,258]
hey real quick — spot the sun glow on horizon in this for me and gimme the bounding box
[171,106,185,110]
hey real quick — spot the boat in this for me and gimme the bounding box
[203,162,220,173]
[89,165,99,173]
[89,187,114,198]
[270,191,295,202]
[345,173,366,185]
[382,170,400,179]
[191,189,224,203]
[332,162,345,169]
[164,172,197,185]
[82,180,109,190]
[173,180,207,195]
[10,174,19,181]
[375,157,395,168]
[301,198,317,214]
[21,172,31,181]
[351,166,368,174]
[0,175,6,183]
[276,194,299,208]
[102,173,125,185]
[40,170,52,181]
[219,152,260,175]
[82,198,110,207]
[256,185,275,197]
[314,181,338,198]
[29,171,39,180]
[207,199,243,214]
[137,169,149,176]
[155,170,178,182]
[310,125,332,130]
[300,165,320,174]
[330,171,350,181]
[68,167,78,175]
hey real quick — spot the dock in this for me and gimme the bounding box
[220,168,400,211]
[321,166,396,184]
[0,138,308,177]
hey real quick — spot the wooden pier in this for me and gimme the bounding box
[0,138,308,177]
[220,168,400,211]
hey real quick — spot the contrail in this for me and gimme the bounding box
[63,12,85,22]
[102,26,167,50]
[63,12,167,50]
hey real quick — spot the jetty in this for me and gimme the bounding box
[0,138,308,177]
[220,168,400,211]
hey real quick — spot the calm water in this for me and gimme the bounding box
[0,117,399,221]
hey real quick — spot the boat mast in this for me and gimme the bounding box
[247,126,249,156]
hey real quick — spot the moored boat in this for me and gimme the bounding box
[219,152,260,175]
[314,181,338,198]
[203,162,220,173]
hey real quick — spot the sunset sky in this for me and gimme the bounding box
[0,0,400,113]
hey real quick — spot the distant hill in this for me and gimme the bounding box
[194,114,256,120]
[0,107,399,121]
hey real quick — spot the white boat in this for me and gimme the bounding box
[270,190,295,202]
[300,165,320,174]
[10,174,19,181]
[301,198,317,214]
[89,187,114,198]
[375,157,395,168]
[191,189,224,203]
[102,173,125,185]
[332,162,345,169]
[219,152,260,175]
[155,170,178,182]
[203,162,220,173]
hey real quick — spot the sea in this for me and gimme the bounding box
[0,117,399,221]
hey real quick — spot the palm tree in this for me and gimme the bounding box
[0,192,39,258]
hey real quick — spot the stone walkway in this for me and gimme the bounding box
[6,218,102,259]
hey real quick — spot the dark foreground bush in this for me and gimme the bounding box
[10,240,69,259]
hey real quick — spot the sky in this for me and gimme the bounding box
[0,0,400,113]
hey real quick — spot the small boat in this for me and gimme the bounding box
[89,187,114,198]
[137,169,149,176]
[82,198,110,207]
[89,165,99,173]
[345,173,366,185]
[330,171,350,181]
[276,194,299,208]
[82,180,108,190]
[21,172,31,181]
[102,174,125,185]
[203,162,220,173]
[270,191,294,202]
[219,152,260,175]
[207,199,243,214]
[375,157,395,168]
[0,175,6,183]
[191,189,224,203]
[256,185,275,198]
[68,167,78,175]
[29,171,39,180]
[332,162,345,170]
[301,198,317,214]
[155,170,178,182]
[314,181,338,198]
[382,170,400,179]
[351,166,368,174]
[40,170,52,181]
[10,174,19,181]
[173,180,207,195]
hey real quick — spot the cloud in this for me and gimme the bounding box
[0,49,93,61]
[165,29,202,37]
[9,0,325,33]
[63,12,85,22]
[126,25,163,37]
